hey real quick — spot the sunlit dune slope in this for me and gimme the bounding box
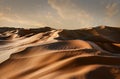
[0,26,120,79]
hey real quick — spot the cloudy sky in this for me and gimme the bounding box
[0,0,120,29]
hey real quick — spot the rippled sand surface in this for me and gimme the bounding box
[0,26,120,79]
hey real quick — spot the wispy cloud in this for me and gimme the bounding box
[48,0,94,27]
[0,14,46,27]
[48,0,91,19]
[0,7,46,27]
[106,2,119,17]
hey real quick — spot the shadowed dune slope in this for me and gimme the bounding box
[0,26,120,79]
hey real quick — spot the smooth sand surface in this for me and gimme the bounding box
[0,26,120,79]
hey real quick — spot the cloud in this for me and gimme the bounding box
[0,13,46,27]
[48,0,94,27]
[106,2,119,17]
[0,7,46,27]
[48,0,91,19]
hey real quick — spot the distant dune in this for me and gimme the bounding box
[0,26,120,79]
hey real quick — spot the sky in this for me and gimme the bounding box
[0,0,120,29]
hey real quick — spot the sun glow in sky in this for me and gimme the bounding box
[0,0,120,29]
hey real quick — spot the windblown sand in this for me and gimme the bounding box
[0,26,120,79]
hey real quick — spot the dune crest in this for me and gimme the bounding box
[0,26,120,79]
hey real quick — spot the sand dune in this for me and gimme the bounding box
[0,26,120,79]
